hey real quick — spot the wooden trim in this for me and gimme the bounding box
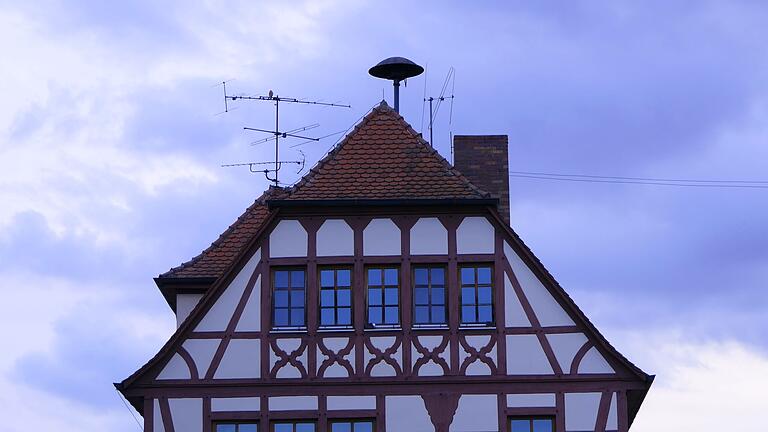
[595,391,612,432]
[570,341,594,375]
[176,346,199,380]
[144,397,153,432]
[159,397,175,432]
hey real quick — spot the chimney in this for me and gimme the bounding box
[453,135,510,224]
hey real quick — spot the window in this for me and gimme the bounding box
[320,267,353,327]
[329,420,374,432]
[273,268,306,327]
[460,265,493,325]
[510,417,554,432]
[215,424,258,432]
[273,422,315,432]
[413,266,447,325]
[366,267,399,326]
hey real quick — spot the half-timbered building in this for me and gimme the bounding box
[117,101,653,432]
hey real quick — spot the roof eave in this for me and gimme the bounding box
[154,276,217,311]
[268,197,499,209]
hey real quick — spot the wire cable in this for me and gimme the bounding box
[509,170,768,184]
[115,389,143,431]
[509,173,768,189]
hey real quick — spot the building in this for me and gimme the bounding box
[117,101,653,432]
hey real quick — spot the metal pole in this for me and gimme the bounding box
[393,80,400,113]
[428,97,434,146]
[274,98,279,185]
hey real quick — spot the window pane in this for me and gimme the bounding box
[274,425,293,432]
[431,268,445,285]
[291,290,304,307]
[384,268,398,285]
[461,287,476,305]
[275,271,289,288]
[532,419,553,432]
[321,270,335,287]
[321,290,335,307]
[321,308,335,326]
[368,268,381,285]
[511,420,531,432]
[477,266,492,284]
[295,424,315,432]
[290,308,304,326]
[414,268,428,284]
[240,425,258,432]
[337,289,351,307]
[432,306,446,323]
[462,305,476,323]
[478,286,492,304]
[369,307,382,324]
[384,288,398,305]
[337,307,351,325]
[461,267,475,285]
[274,291,289,307]
[216,425,236,432]
[414,306,429,323]
[338,269,351,286]
[384,306,398,324]
[368,288,381,305]
[478,305,493,323]
[291,270,305,288]
[274,309,289,326]
[432,287,445,304]
[415,287,429,305]
[331,423,351,432]
[353,422,373,432]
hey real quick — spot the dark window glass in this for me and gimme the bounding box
[319,268,353,327]
[273,269,306,327]
[273,422,315,432]
[367,267,399,326]
[413,266,447,325]
[510,417,553,432]
[215,424,258,432]
[329,421,373,432]
[460,265,494,325]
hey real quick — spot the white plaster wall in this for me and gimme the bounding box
[410,217,448,255]
[607,392,618,431]
[269,396,317,411]
[195,249,261,332]
[212,397,261,412]
[450,395,498,432]
[565,392,601,431]
[578,347,615,374]
[176,293,203,328]
[269,220,307,258]
[235,275,261,331]
[214,339,260,379]
[386,396,433,432]
[153,399,165,432]
[327,396,376,411]
[363,218,401,256]
[504,274,532,327]
[182,339,220,378]
[546,333,588,373]
[169,398,202,432]
[506,335,554,375]
[506,393,556,408]
[157,353,191,380]
[456,216,495,254]
[317,219,354,256]
[504,242,574,327]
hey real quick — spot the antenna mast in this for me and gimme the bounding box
[424,67,455,147]
[221,85,350,185]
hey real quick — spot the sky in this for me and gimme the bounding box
[0,0,767,430]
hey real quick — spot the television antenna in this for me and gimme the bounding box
[218,83,350,185]
[424,67,455,147]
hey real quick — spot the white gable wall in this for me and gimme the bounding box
[153,399,165,432]
[410,217,448,255]
[157,353,190,380]
[182,339,220,378]
[317,219,354,256]
[235,275,261,331]
[506,335,554,375]
[450,394,498,432]
[579,347,616,374]
[547,332,588,373]
[456,216,495,254]
[565,392,602,432]
[363,218,401,255]
[269,220,307,258]
[169,398,202,432]
[214,339,261,379]
[504,273,531,327]
[176,293,203,328]
[385,396,432,432]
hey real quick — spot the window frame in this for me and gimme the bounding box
[364,266,401,328]
[271,420,317,432]
[213,422,260,432]
[318,265,354,329]
[271,267,308,330]
[508,415,555,432]
[412,265,448,327]
[458,264,495,327]
[327,418,376,432]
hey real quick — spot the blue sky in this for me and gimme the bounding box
[1,1,767,430]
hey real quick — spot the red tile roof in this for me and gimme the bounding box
[159,101,489,279]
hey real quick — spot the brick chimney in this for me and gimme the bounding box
[453,135,510,224]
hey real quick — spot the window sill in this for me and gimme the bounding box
[318,326,355,332]
[270,326,308,334]
[412,324,449,330]
[458,324,496,330]
[364,325,402,332]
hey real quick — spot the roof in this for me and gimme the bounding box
[159,101,490,280]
